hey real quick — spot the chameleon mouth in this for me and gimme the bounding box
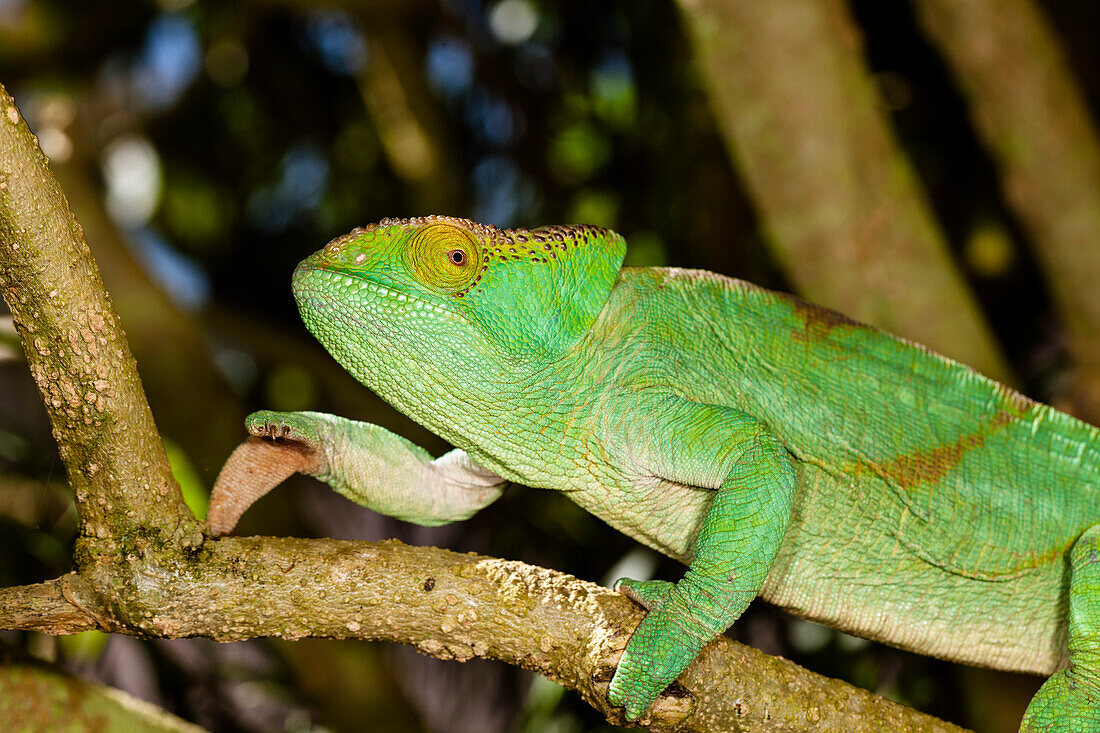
[292,265,464,322]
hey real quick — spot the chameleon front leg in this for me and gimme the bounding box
[207,410,508,535]
[607,402,796,720]
[1021,524,1100,732]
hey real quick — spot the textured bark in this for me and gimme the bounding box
[0,79,969,731]
[677,0,1011,383]
[0,83,199,544]
[0,575,98,635]
[914,0,1100,423]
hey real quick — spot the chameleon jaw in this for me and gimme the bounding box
[293,266,466,324]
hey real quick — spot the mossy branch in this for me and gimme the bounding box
[0,80,966,731]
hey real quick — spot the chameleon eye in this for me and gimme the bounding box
[405,222,482,292]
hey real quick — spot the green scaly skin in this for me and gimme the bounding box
[213,216,1100,728]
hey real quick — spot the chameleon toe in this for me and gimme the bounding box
[615,578,675,611]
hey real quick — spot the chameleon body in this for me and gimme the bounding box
[209,216,1100,729]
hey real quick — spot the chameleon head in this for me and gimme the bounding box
[291,215,626,398]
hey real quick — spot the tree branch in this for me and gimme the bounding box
[0,538,967,732]
[0,575,98,635]
[0,82,197,543]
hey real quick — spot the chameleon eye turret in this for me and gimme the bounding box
[403,222,484,294]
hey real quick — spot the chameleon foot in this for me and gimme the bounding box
[1021,526,1100,731]
[609,578,697,721]
[615,578,674,611]
[246,410,325,445]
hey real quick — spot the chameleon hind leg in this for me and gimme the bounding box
[1022,524,1100,732]
[607,401,796,720]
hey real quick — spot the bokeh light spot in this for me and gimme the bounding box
[489,0,538,45]
[102,134,162,227]
[206,39,249,86]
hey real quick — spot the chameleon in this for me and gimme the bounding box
[207,215,1100,729]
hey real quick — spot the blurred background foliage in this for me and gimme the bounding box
[1,0,1099,731]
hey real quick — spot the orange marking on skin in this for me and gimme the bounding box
[877,409,1017,489]
[786,295,861,342]
[881,433,984,489]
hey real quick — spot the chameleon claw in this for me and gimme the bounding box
[245,410,321,445]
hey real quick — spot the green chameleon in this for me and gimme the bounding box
[208,215,1100,729]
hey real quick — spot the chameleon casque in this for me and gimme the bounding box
[208,215,1100,729]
